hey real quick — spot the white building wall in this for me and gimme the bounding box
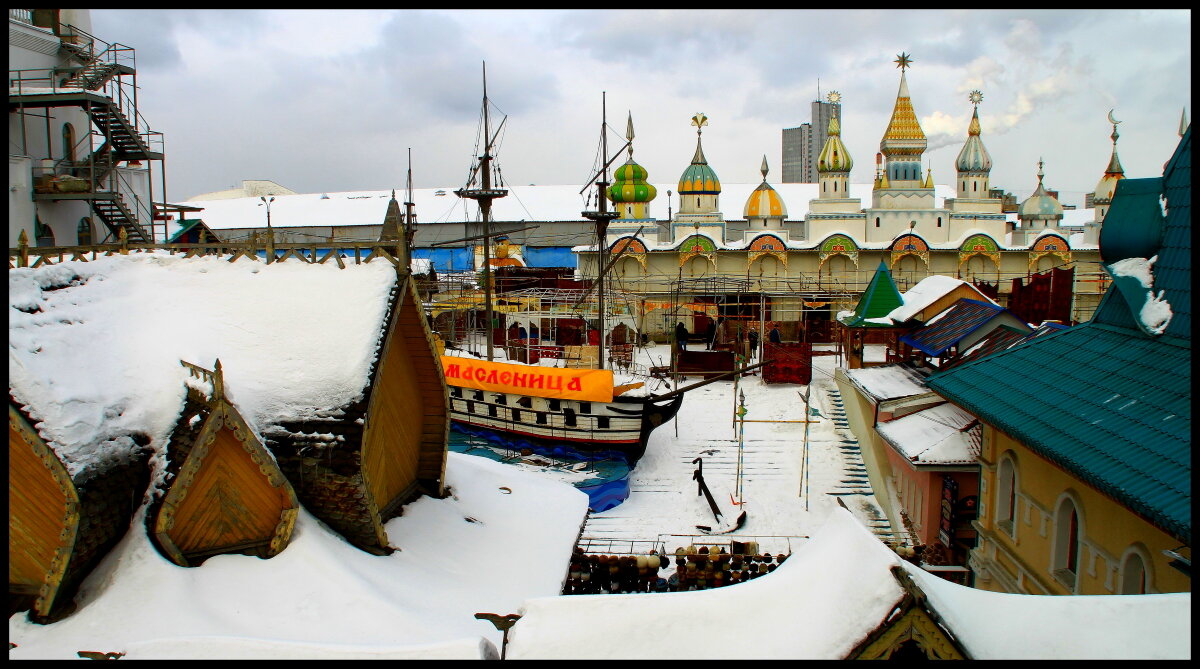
[9,155,34,246]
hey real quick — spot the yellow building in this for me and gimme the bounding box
[926,128,1192,595]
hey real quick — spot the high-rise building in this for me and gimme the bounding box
[782,95,841,183]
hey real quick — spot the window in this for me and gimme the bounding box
[494,394,508,406]
[451,387,462,398]
[937,217,942,227]
[596,416,610,429]
[466,401,475,414]
[535,412,547,425]
[62,123,76,162]
[875,217,880,228]
[1119,549,1148,594]
[549,399,561,412]
[77,217,92,245]
[996,455,1017,537]
[473,390,484,401]
[511,409,521,423]
[488,405,498,418]
[517,396,532,408]
[1052,495,1083,591]
[578,402,591,415]
[563,408,577,427]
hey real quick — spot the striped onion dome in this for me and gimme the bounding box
[1019,160,1064,221]
[880,69,927,157]
[743,156,787,218]
[1092,122,1125,204]
[817,116,853,173]
[608,159,657,203]
[678,134,721,194]
[955,103,992,173]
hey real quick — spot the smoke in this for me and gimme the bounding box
[920,18,1096,153]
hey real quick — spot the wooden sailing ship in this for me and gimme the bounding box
[444,81,682,465]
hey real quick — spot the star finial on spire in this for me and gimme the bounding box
[827,90,841,104]
[691,112,708,136]
[969,90,983,107]
[894,52,912,71]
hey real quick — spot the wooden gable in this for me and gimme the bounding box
[151,361,298,567]
[846,565,970,660]
[9,401,152,623]
[265,269,448,555]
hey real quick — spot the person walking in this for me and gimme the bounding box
[769,322,782,344]
[675,322,690,352]
[748,327,759,360]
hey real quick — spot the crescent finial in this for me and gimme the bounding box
[1107,109,1121,125]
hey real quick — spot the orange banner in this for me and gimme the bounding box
[440,356,614,403]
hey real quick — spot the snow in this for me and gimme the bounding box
[902,563,1191,659]
[505,507,905,659]
[9,252,395,476]
[843,364,929,402]
[8,253,1188,659]
[875,403,981,465]
[887,274,979,323]
[1108,255,1174,335]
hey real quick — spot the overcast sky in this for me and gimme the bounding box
[91,9,1190,207]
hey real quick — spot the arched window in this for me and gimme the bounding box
[35,217,55,247]
[62,123,76,162]
[77,217,92,245]
[973,181,977,192]
[833,181,838,192]
[1052,495,1084,591]
[937,216,942,227]
[875,217,881,228]
[996,454,1017,536]
[696,196,700,208]
[1119,549,1148,594]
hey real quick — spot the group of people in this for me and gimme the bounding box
[675,318,782,357]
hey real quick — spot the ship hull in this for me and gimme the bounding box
[448,389,682,465]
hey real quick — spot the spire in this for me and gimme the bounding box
[880,53,927,157]
[690,112,709,165]
[922,166,933,189]
[1180,107,1189,137]
[626,111,635,159]
[1105,110,1124,176]
[379,189,403,242]
[760,155,769,182]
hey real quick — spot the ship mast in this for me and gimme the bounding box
[582,92,621,370]
[455,62,508,361]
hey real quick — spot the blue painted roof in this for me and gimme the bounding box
[899,298,1008,357]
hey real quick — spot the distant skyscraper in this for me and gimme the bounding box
[782,94,841,183]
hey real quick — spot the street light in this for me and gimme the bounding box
[257,196,276,262]
[258,196,275,231]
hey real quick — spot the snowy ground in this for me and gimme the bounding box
[9,339,894,658]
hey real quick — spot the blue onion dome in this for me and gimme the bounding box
[678,113,721,194]
[1019,160,1064,220]
[818,116,854,173]
[955,91,992,173]
[744,155,787,218]
[608,112,658,204]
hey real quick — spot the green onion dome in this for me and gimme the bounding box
[608,159,657,203]
[817,116,854,173]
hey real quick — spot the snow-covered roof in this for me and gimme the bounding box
[843,364,931,402]
[875,402,981,466]
[887,274,994,324]
[902,561,1191,659]
[185,183,957,231]
[506,507,906,659]
[8,252,397,476]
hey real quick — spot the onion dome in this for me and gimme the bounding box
[1019,159,1064,221]
[608,113,657,204]
[955,91,993,173]
[817,116,853,173]
[678,113,721,194]
[743,156,787,218]
[1093,112,1126,204]
[879,53,927,157]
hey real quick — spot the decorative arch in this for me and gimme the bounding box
[995,450,1019,536]
[958,233,1000,267]
[610,236,648,271]
[889,233,930,268]
[818,234,859,268]
[1118,543,1154,595]
[677,234,717,268]
[1051,490,1086,593]
[747,233,787,269]
[1028,233,1072,270]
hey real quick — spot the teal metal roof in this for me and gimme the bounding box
[839,261,903,327]
[927,130,1191,543]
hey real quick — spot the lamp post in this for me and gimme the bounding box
[258,196,275,263]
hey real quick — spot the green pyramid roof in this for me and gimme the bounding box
[839,261,903,327]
